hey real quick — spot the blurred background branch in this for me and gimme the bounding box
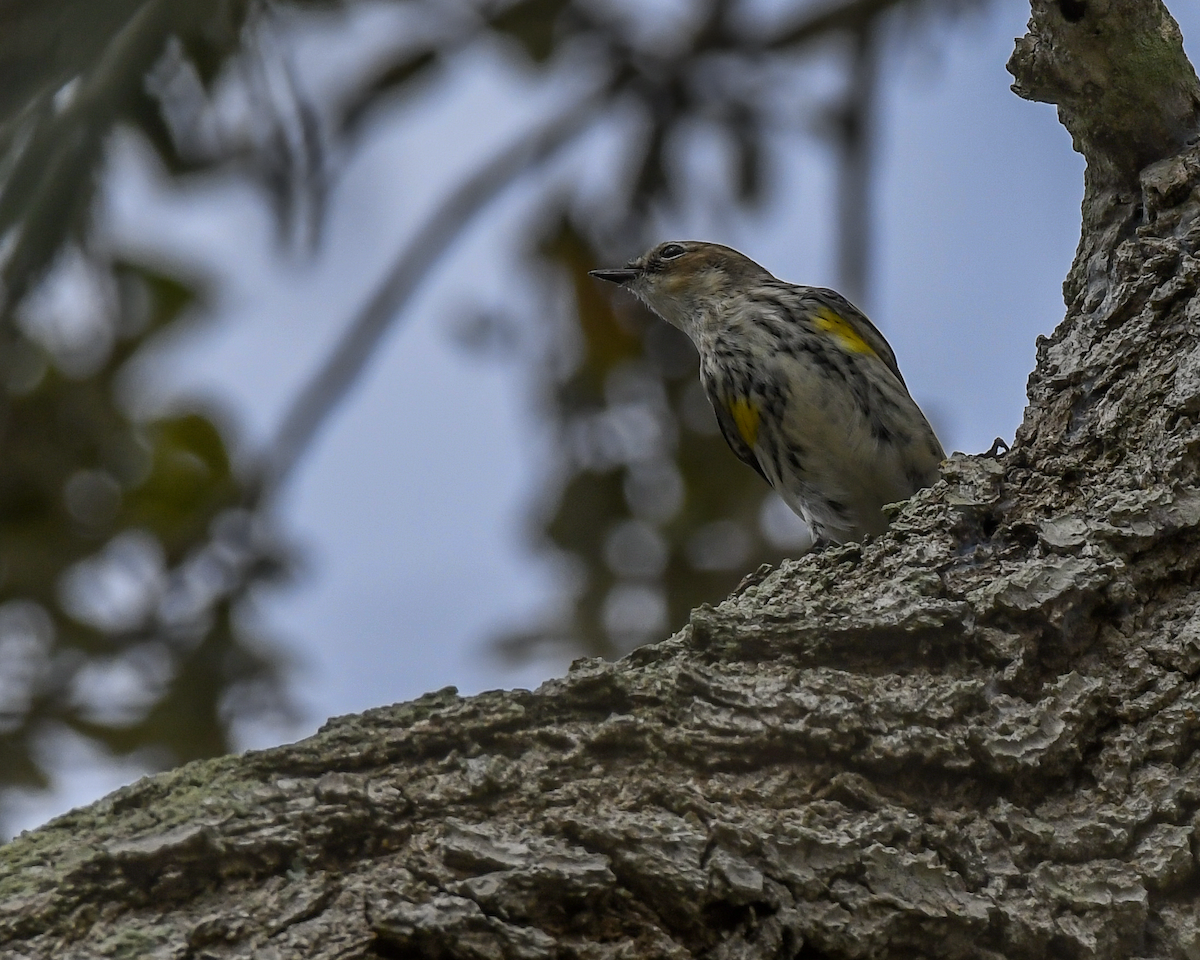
[265,88,603,493]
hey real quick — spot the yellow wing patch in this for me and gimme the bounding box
[728,397,760,448]
[814,306,878,357]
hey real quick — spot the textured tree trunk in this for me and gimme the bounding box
[5,2,1200,957]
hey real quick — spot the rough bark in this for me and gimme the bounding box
[5,1,1200,958]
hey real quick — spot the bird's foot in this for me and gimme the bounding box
[734,562,774,596]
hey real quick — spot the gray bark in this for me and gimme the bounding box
[5,1,1200,957]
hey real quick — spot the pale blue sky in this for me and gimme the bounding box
[8,0,1199,834]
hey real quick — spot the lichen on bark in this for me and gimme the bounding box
[6,1,1200,958]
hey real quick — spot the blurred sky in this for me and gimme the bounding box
[8,0,1200,834]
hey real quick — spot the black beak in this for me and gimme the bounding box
[588,267,639,285]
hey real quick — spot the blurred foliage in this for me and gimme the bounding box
[0,0,338,815]
[0,0,987,821]
[0,248,285,794]
[0,2,251,309]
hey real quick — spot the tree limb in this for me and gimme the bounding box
[262,97,599,495]
[1007,0,1200,193]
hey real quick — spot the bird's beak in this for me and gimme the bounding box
[588,267,639,285]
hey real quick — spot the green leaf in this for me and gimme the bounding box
[490,0,569,63]
[125,413,239,558]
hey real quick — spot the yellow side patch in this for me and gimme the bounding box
[728,397,760,448]
[814,306,877,357]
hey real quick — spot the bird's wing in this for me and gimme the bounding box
[710,393,770,484]
[808,287,906,387]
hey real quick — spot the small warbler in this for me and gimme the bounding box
[590,241,944,545]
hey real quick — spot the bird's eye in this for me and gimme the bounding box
[659,243,686,260]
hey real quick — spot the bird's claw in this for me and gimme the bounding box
[734,562,774,596]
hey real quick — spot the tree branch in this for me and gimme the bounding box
[262,98,599,495]
[1007,0,1200,193]
[765,0,972,49]
[834,18,881,306]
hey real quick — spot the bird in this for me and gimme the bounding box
[589,240,944,545]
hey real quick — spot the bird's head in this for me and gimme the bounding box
[589,240,772,338]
